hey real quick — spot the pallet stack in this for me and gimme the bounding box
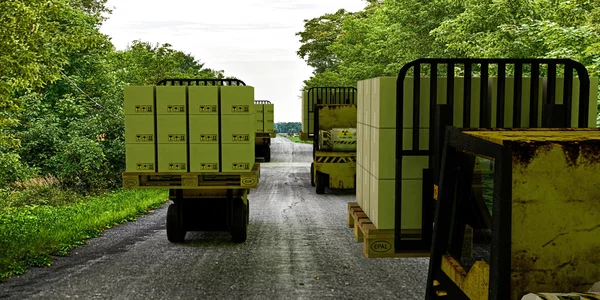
[124,85,255,174]
[255,102,275,135]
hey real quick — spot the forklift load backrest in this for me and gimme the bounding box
[307,87,358,155]
[392,58,595,255]
[157,78,246,86]
[254,100,272,104]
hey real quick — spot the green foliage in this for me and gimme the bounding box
[298,0,600,89]
[0,153,36,188]
[274,122,302,134]
[0,189,168,281]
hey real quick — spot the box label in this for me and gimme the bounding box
[167,134,186,142]
[136,163,154,170]
[231,105,250,113]
[232,163,250,170]
[199,105,217,113]
[168,163,186,170]
[135,105,153,113]
[166,105,186,113]
[199,163,218,170]
[232,134,250,142]
[135,134,154,142]
[199,134,218,142]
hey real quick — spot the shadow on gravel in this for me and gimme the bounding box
[177,232,247,249]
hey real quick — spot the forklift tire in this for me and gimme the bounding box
[230,198,248,243]
[264,145,271,162]
[316,172,328,195]
[310,163,315,187]
[166,203,186,243]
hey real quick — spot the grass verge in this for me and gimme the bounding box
[286,136,313,144]
[0,189,168,281]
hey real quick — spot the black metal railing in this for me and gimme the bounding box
[157,78,246,86]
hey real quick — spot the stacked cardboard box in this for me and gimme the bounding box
[189,86,219,172]
[357,76,599,230]
[124,85,257,173]
[221,86,255,172]
[156,86,188,172]
[255,103,264,132]
[124,86,156,172]
[264,103,275,133]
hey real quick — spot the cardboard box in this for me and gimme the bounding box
[356,123,363,167]
[357,80,364,123]
[124,115,155,144]
[189,144,219,172]
[264,119,274,133]
[221,143,255,172]
[124,86,154,115]
[370,128,430,180]
[369,177,423,230]
[157,144,187,172]
[125,144,155,172]
[364,78,371,126]
[362,124,371,173]
[157,115,187,144]
[156,86,187,115]
[221,114,255,144]
[362,168,371,217]
[264,103,274,115]
[188,115,218,144]
[188,86,218,115]
[221,86,254,115]
[256,119,265,132]
[356,165,363,207]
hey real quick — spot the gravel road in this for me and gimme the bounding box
[0,136,429,300]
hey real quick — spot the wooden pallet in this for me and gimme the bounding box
[122,163,260,190]
[348,202,430,258]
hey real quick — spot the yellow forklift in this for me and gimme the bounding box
[387,58,599,299]
[308,87,358,194]
[122,78,259,243]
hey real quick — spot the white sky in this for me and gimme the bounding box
[100,0,367,122]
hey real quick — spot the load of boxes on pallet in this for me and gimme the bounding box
[353,75,598,258]
[124,85,255,174]
[255,102,275,135]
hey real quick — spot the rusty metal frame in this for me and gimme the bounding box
[394,58,592,254]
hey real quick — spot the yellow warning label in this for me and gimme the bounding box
[232,163,250,170]
[135,134,154,142]
[199,105,217,113]
[231,105,249,113]
[136,163,154,170]
[135,105,153,113]
[199,163,218,170]
[434,184,439,200]
[167,134,186,142]
[336,130,354,139]
[232,134,250,142]
[168,163,186,170]
[166,105,186,113]
[199,134,218,142]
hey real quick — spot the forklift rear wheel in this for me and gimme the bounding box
[230,198,248,243]
[166,203,186,243]
[310,163,315,187]
[316,172,328,194]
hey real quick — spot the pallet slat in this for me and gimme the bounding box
[123,163,260,189]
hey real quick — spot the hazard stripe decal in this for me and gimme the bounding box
[316,156,357,163]
[333,140,357,145]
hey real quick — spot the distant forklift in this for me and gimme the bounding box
[308,87,358,194]
[254,100,275,162]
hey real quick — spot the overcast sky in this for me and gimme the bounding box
[100,0,367,122]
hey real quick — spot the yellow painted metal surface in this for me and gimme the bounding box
[509,136,600,299]
[316,104,357,131]
[441,255,490,300]
[464,128,600,145]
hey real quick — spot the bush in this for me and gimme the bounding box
[5,176,79,208]
[0,152,37,189]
